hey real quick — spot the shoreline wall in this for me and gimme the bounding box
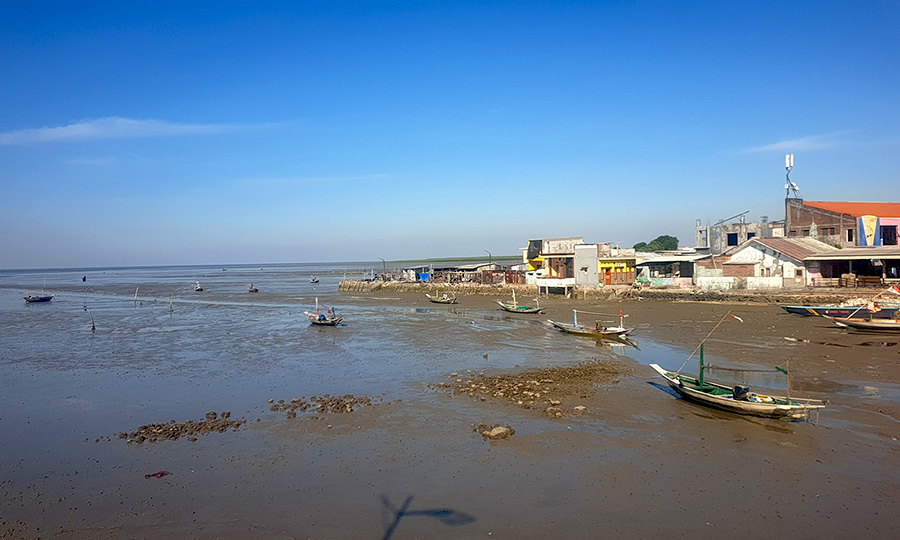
[338,280,881,305]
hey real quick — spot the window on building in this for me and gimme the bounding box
[796,269,804,277]
[801,229,810,236]
[789,229,798,237]
[881,226,898,246]
[847,229,855,242]
[747,232,756,240]
[727,233,738,246]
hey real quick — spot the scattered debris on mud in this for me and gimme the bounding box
[473,423,515,441]
[119,411,245,444]
[268,394,382,418]
[430,359,633,418]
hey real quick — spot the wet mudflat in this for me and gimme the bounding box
[1,266,899,539]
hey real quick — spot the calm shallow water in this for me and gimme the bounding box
[3,264,900,538]
[0,264,652,474]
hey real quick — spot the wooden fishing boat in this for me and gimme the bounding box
[651,310,825,420]
[832,317,900,332]
[548,310,633,338]
[194,282,204,291]
[309,276,319,283]
[426,293,457,304]
[304,298,342,326]
[496,290,542,313]
[780,304,900,318]
[248,283,259,293]
[782,285,900,318]
[24,290,54,303]
[650,362,825,419]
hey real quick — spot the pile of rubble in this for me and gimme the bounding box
[430,359,632,419]
[269,394,381,418]
[119,411,245,444]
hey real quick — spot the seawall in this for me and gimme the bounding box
[338,280,885,305]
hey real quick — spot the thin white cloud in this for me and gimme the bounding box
[0,117,239,145]
[743,131,856,153]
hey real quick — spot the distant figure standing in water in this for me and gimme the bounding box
[82,276,86,282]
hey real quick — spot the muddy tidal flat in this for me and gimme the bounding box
[1,265,899,539]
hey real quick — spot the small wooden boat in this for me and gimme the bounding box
[832,317,900,332]
[194,282,204,291]
[426,292,457,304]
[651,310,825,420]
[24,290,54,303]
[780,304,900,318]
[549,310,633,338]
[248,283,259,293]
[304,298,342,326]
[309,276,320,283]
[651,362,825,419]
[496,290,542,313]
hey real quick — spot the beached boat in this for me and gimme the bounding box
[304,298,342,326]
[194,282,204,291]
[309,276,319,283]
[426,292,457,304]
[782,285,900,318]
[650,361,825,419]
[496,290,542,313]
[832,317,900,332]
[780,304,900,318]
[651,310,825,420]
[548,310,633,338]
[248,283,259,293]
[24,290,54,303]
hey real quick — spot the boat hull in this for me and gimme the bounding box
[24,295,53,303]
[305,312,342,326]
[650,364,824,419]
[832,318,900,332]
[496,301,542,314]
[781,305,900,318]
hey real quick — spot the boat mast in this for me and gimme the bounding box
[699,344,705,386]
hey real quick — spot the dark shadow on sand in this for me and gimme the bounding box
[380,495,476,540]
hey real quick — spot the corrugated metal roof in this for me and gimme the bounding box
[805,245,900,261]
[750,237,838,262]
[803,201,900,218]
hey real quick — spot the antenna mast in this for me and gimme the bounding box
[784,153,801,199]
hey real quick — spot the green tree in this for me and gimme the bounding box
[633,235,679,252]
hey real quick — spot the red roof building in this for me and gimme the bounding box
[785,199,900,247]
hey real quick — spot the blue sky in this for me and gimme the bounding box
[2,1,898,269]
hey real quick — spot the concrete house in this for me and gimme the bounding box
[705,237,839,289]
[523,237,582,293]
[574,243,636,288]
